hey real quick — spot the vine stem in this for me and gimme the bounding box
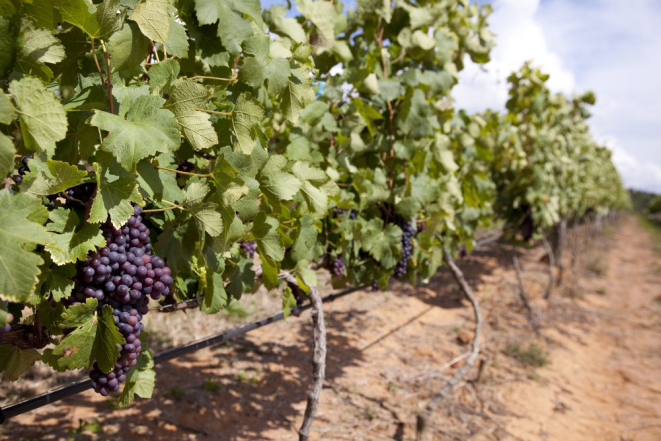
[155,166,212,178]
[376,20,396,191]
[100,40,114,114]
[90,39,105,87]
[511,245,539,332]
[416,252,482,441]
[188,75,237,82]
[195,108,232,116]
[142,203,186,213]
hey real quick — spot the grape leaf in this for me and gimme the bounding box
[108,21,150,71]
[225,256,254,300]
[48,300,124,373]
[289,215,318,262]
[116,348,155,407]
[194,0,262,54]
[148,59,180,93]
[91,95,181,171]
[19,160,87,197]
[297,0,336,50]
[0,17,13,77]
[281,67,315,123]
[130,0,171,44]
[89,162,144,229]
[0,91,16,124]
[258,155,301,202]
[239,36,291,96]
[136,159,183,203]
[253,213,284,263]
[9,76,68,157]
[165,16,189,58]
[165,79,218,150]
[190,205,223,237]
[292,161,328,214]
[38,257,76,302]
[154,220,197,272]
[97,0,124,38]
[0,345,41,381]
[231,93,264,154]
[0,190,53,302]
[45,209,106,265]
[281,286,297,320]
[264,5,306,43]
[295,260,317,291]
[358,219,402,269]
[59,0,100,38]
[15,19,66,80]
[0,133,15,179]
[202,270,226,314]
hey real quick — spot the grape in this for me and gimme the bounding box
[177,161,195,173]
[371,279,379,292]
[71,205,173,396]
[331,256,345,277]
[393,217,415,280]
[240,241,257,259]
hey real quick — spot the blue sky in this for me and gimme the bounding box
[262,0,661,192]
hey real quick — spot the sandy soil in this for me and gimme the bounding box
[1,216,659,441]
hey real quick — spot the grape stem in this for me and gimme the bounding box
[155,166,212,178]
[142,203,186,213]
[195,108,232,116]
[187,75,237,82]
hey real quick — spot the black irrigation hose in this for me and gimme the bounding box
[0,232,505,424]
[0,285,367,424]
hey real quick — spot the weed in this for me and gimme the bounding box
[596,287,607,295]
[503,342,549,368]
[164,386,186,401]
[202,379,221,392]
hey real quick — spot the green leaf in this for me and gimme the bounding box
[231,93,264,154]
[281,286,297,320]
[297,0,336,50]
[194,0,260,54]
[190,205,223,237]
[59,0,100,38]
[38,258,76,302]
[265,5,306,43]
[117,348,155,407]
[97,0,124,38]
[358,218,402,269]
[0,345,41,381]
[45,209,106,265]
[282,68,314,124]
[165,16,189,58]
[89,162,144,228]
[0,133,15,179]
[130,0,171,44]
[258,155,301,202]
[91,95,181,171]
[0,17,14,78]
[292,162,328,214]
[9,76,68,157]
[108,21,150,71]
[0,91,16,124]
[0,190,53,302]
[154,220,197,272]
[202,270,226,314]
[136,159,183,203]
[20,160,87,197]
[165,79,218,150]
[294,260,317,291]
[253,213,284,263]
[289,215,318,262]
[49,300,124,372]
[16,19,66,80]
[225,256,254,300]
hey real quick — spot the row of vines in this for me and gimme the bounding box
[0,0,630,438]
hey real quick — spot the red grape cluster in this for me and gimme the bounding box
[393,217,415,279]
[331,256,345,276]
[240,241,257,259]
[71,206,172,396]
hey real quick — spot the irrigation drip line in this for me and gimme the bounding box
[0,285,367,424]
[0,231,505,424]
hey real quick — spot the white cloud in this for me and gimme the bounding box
[454,0,661,193]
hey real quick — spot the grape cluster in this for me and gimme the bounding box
[393,217,415,279]
[331,256,345,276]
[70,206,173,396]
[240,241,257,259]
[334,208,358,219]
[12,156,30,185]
[371,279,379,292]
[177,161,195,173]
[63,183,96,204]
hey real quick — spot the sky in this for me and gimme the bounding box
[262,0,661,193]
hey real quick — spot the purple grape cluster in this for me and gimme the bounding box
[371,279,379,292]
[240,241,257,259]
[393,217,415,279]
[12,156,30,184]
[331,256,345,276]
[63,183,96,203]
[71,206,173,396]
[334,208,357,219]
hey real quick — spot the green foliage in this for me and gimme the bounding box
[503,342,549,368]
[0,0,628,404]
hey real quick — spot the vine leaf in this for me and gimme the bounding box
[130,0,171,44]
[89,162,144,229]
[108,21,150,71]
[281,286,297,320]
[45,300,124,373]
[19,159,87,197]
[9,76,68,158]
[165,79,218,150]
[193,0,262,54]
[202,270,227,314]
[258,155,301,203]
[16,20,66,81]
[91,95,181,171]
[38,257,76,302]
[0,133,14,179]
[45,208,106,265]
[292,161,329,214]
[0,345,41,381]
[281,67,315,123]
[59,0,100,38]
[0,191,53,302]
[117,348,155,407]
[231,93,264,154]
[358,219,402,269]
[253,213,284,263]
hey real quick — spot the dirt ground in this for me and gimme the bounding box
[1,216,660,441]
